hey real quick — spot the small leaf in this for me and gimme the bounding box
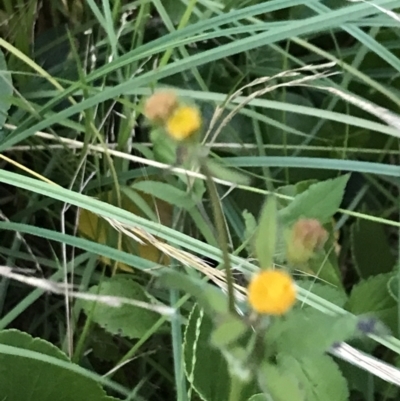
[346,273,397,332]
[351,219,395,279]
[0,329,118,401]
[254,196,277,268]
[280,175,350,225]
[211,315,248,348]
[80,277,160,339]
[258,362,305,401]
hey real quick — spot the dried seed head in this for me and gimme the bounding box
[144,91,178,123]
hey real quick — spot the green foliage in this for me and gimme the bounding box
[267,309,358,359]
[351,219,395,279]
[0,49,12,128]
[280,175,350,225]
[254,196,277,268]
[132,179,197,209]
[80,277,160,339]
[183,305,237,401]
[1,1,400,400]
[0,329,118,401]
[297,281,348,308]
[346,273,397,332]
[272,354,349,401]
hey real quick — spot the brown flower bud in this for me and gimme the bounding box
[286,218,328,265]
[144,91,178,123]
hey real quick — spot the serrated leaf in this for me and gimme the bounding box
[276,354,349,401]
[80,277,160,339]
[0,329,118,401]
[276,179,317,208]
[0,49,12,128]
[351,219,395,279]
[184,305,258,401]
[268,309,358,358]
[280,175,350,225]
[254,196,277,268]
[346,273,397,332]
[132,180,197,209]
[296,280,348,308]
[184,305,233,401]
[258,362,305,401]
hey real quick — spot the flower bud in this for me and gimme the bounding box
[286,218,328,265]
[144,91,178,123]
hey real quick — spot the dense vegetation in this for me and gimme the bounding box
[0,1,400,400]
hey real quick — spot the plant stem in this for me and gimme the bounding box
[201,160,236,315]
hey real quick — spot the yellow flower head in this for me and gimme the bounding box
[247,269,296,315]
[144,91,178,123]
[166,106,201,141]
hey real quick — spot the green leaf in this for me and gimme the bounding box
[276,179,317,208]
[296,280,348,308]
[211,315,248,348]
[0,329,118,401]
[275,354,349,401]
[206,159,251,186]
[346,273,397,332]
[258,362,305,401]
[268,309,358,359]
[131,180,197,209]
[351,219,395,279]
[305,251,343,288]
[80,277,160,339]
[280,175,350,225]
[184,305,232,401]
[254,196,277,268]
[0,49,12,128]
[184,305,257,401]
[150,127,177,164]
[157,269,229,315]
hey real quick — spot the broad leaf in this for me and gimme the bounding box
[184,305,258,401]
[280,175,350,225]
[346,273,397,332]
[351,219,395,279]
[296,280,348,308]
[80,277,160,339]
[258,362,305,401]
[276,354,349,401]
[0,329,118,401]
[268,309,358,359]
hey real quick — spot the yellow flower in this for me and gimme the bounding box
[166,106,201,141]
[144,91,178,123]
[247,269,296,315]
